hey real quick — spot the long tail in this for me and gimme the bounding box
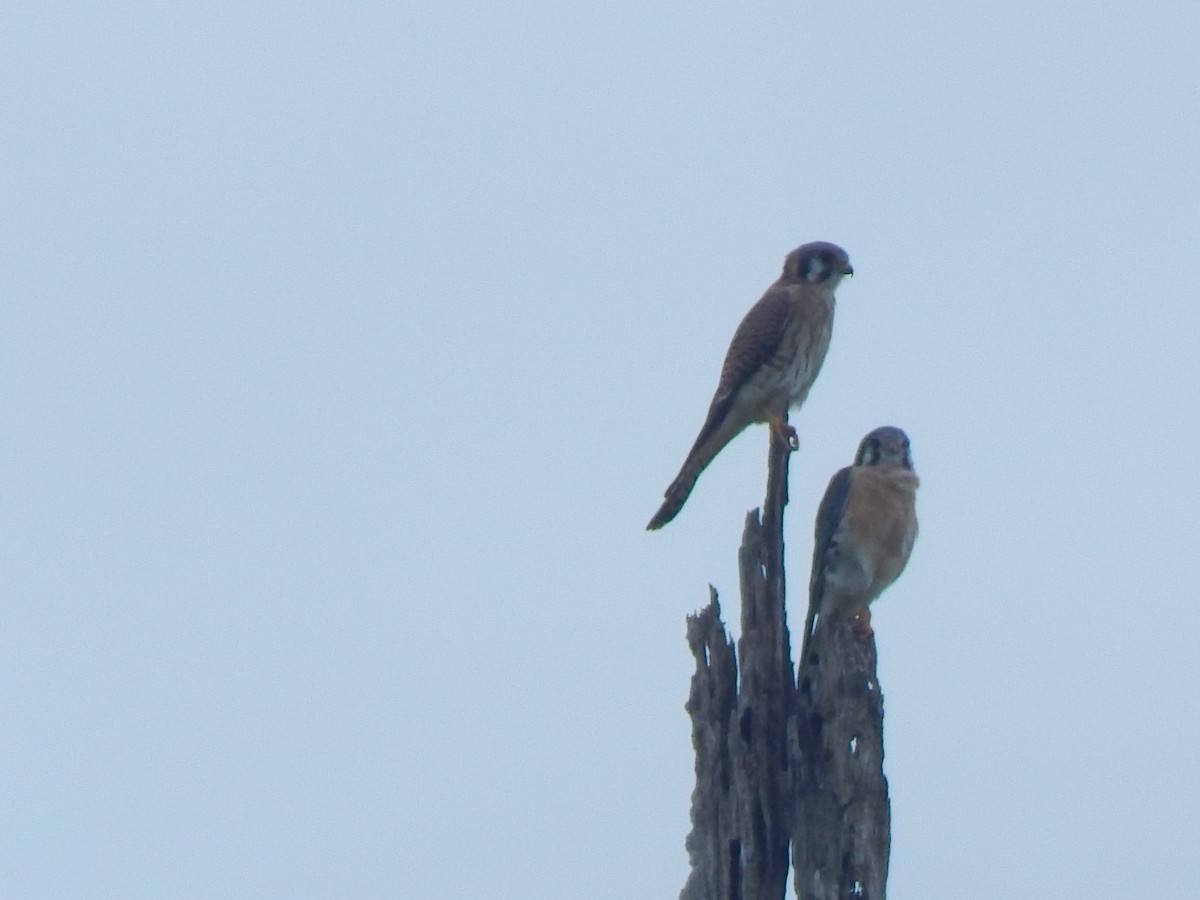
[646,429,735,530]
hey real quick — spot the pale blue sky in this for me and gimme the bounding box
[3,2,1199,898]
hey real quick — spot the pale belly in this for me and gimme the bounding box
[754,336,830,416]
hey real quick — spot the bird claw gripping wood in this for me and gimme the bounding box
[770,417,800,451]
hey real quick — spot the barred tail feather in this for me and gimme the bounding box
[646,430,734,530]
[646,463,704,530]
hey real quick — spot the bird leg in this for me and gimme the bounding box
[851,608,873,641]
[769,415,799,451]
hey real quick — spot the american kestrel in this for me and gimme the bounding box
[802,426,919,653]
[646,241,853,530]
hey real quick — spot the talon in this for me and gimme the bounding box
[851,608,873,641]
[769,417,799,451]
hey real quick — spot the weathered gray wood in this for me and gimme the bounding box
[730,436,795,899]
[792,616,890,899]
[680,437,795,900]
[680,427,890,899]
[680,594,738,900]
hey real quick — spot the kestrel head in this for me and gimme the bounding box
[781,241,854,287]
[854,426,914,470]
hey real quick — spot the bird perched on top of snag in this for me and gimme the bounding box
[647,241,853,530]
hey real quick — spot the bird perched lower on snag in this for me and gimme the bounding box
[802,426,920,659]
[646,241,853,530]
